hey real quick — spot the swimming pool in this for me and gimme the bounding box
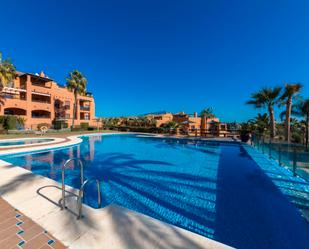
[0,138,54,147]
[1,134,309,249]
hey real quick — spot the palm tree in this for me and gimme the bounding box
[280,83,303,143]
[200,108,215,136]
[0,52,16,88]
[149,118,157,127]
[137,117,149,127]
[291,99,309,147]
[162,121,180,134]
[248,113,269,135]
[111,118,120,127]
[66,70,87,128]
[246,87,281,138]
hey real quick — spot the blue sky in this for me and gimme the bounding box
[1,0,308,122]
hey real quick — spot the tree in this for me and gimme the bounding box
[0,52,16,88]
[149,118,157,127]
[280,83,303,143]
[200,108,215,136]
[291,99,309,147]
[246,87,281,138]
[66,70,87,128]
[248,113,269,135]
[161,121,180,134]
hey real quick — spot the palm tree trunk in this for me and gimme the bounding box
[205,117,208,137]
[268,105,276,138]
[72,91,77,129]
[306,114,309,147]
[285,98,292,142]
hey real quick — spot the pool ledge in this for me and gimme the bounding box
[0,136,80,156]
[0,132,131,156]
[0,161,234,249]
[0,132,239,157]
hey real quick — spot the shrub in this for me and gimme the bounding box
[52,120,68,130]
[5,115,17,130]
[37,123,50,131]
[239,124,251,142]
[0,115,25,130]
[114,126,164,134]
[80,122,89,130]
[71,125,81,131]
[292,132,302,144]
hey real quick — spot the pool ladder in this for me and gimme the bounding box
[61,158,101,220]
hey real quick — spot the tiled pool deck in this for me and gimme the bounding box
[0,198,66,249]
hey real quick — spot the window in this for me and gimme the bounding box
[64,101,70,109]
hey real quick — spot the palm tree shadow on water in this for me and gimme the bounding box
[80,152,220,241]
[6,139,309,249]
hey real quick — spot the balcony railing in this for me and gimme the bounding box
[32,82,51,88]
[80,106,90,111]
[31,116,51,119]
[2,95,26,100]
[32,99,51,104]
[2,86,27,92]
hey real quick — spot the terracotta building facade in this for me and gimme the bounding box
[145,111,229,137]
[0,71,97,130]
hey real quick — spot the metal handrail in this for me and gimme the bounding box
[77,178,101,220]
[61,158,84,210]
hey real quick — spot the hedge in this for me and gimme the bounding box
[112,126,165,133]
[0,115,25,130]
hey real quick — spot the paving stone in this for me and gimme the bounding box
[0,198,66,249]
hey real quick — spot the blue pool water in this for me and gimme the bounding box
[1,134,309,249]
[0,138,53,146]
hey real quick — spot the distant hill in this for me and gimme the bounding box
[139,111,168,116]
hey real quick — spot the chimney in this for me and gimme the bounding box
[194,112,197,118]
[39,71,45,77]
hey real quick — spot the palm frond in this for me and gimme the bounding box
[0,54,16,87]
[280,83,303,100]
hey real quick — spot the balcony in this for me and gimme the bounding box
[31,76,52,88]
[31,110,51,119]
[32,99,51,104]
[4,108,27,116]
[32,93,51,104]
[2,86,27,94]
[2,94,26,101]
[80,112,90,120]
[80,106,90,111]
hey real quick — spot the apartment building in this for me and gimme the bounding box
[145,112,174,127]
[145,111,229,136]
[0,71,97,129]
